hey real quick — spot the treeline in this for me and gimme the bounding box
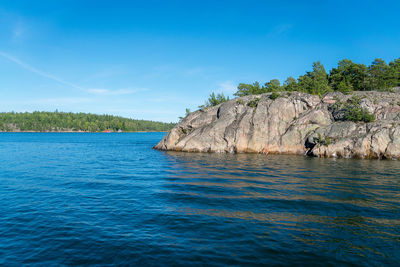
[0,111,175,132]
[202,58,400,107]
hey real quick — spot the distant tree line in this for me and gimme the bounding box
[0,111,175,132]
[201,58,400,107]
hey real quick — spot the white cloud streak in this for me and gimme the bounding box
[0,51,146,96]
[217,80,236,95]
[267,23,293,38]
[12,20,27,40]
[0,51,85,91]
[88,88,148,96]
[25,97,92,105]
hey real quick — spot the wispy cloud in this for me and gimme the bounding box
[80,68,123,83]
[267,23,293,38]
[2,97,93,106]
[29,97,92,105]
[184,67,204,76]
[0,51,147,96]
[216,80,237,95]
[12,19,29,40]
[0,51,85,90]
[88,88,148,96]
[105,108,178,115]
[12,24,23,39]
[149,96,200,105]
[148,64,218,79]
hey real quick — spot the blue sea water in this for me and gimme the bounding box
[0,132,399,266]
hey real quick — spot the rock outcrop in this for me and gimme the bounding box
[155,89,400,159]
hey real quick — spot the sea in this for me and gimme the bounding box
[0,132,399,266]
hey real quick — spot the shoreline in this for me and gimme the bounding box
[155,90,400,160]
[0,131,167,133]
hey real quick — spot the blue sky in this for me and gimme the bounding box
[0,0,399,122]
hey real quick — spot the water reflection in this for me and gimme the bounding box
[162,152,400,206]
[160,152,400,264]
[1,132,399,265]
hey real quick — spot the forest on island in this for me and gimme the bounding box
[0,111,175,132]
[200,58,400,107]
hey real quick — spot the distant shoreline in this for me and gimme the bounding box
[0,111,176,132]
[0,131,167,133]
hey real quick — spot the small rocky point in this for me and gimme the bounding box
[155,89,400,159]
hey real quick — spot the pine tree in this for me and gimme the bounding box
[298,62,331,95]
[329,59,368,92]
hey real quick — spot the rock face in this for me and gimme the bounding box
[155,89,400,159]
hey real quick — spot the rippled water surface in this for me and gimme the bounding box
[0,133,399,266]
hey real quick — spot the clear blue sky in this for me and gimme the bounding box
[0,0,399,122]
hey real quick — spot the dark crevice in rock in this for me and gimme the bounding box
[217,107,222,119]
[305,137,317,156]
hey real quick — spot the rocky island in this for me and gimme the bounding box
[155,89,400,159]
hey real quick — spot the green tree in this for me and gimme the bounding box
[298,62,331,95]
[178,108,192,121]
[388,58,400,87]
[329,59,368,92]
[234,82,265,96]
[336,79,354,94]
[297,75,312,93]
[199,92,230,108]
[367,58,397,90]
[283,77,298,91]
[264,79,281,92]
